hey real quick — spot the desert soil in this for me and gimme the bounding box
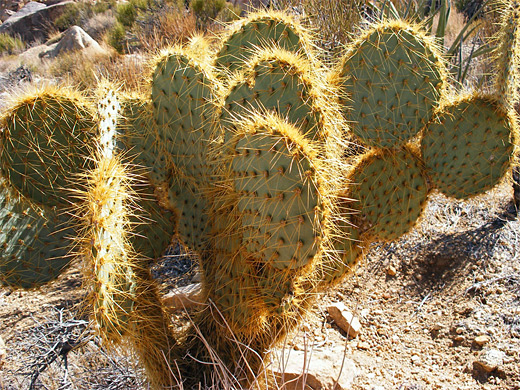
[1,178,519,389]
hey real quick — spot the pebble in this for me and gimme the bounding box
[327,303,362,338]
[474,349,505,373]
[357,341,370,350]
[474,335,491,346]
[387,266,397,276]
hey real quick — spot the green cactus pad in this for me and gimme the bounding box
[0,88,96,207]
[220,48,328,144]
[348,147,429,241]
[209,257,266,334]
[119,95,168,186]
[257,265,300,316]
[151,49,217,251]
[493,0,520,110]
[421,94,515,199]
[317,220,363,286]
[0,179,74,289]
[338,20,446,148]
[215,11,315,74]
[227,113,324,270]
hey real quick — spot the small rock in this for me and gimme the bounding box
[327,303,362,338]
[387,265,397,276]
[162,283,202,311]
[270,348,358,390]
[357,341,370,350]
[191,271,202,283]
[382,292,391,300]
[474,335,491,347]
[474,349,505,373]
[0,335,5,368]
[455,326,465,334]
[454,335,465,342]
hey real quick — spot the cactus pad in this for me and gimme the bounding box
[0,179,74,289]
[223,113,325,270]
[0,88,96,207]
[422,94,515,199]
[215,11,314,74]
[317,219,363,286]
[151,49,217,252]
[220,48,328,144]
[348,147,429,241]
[338,20,445,148]
[119,95,168,186]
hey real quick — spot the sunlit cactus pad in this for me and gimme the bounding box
[221,48,325,143]
[0,179,74,289]
[339,20,445,148]
[422,94,515,199]
[0,88,96,207]
[215,11,314,74]
[151,50,217,251]
[226,113,323,270]
[349,147,429,241]
[317,219,364,287]
[118,94,168,186]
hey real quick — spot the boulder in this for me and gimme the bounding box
[0,9,16,22]
[42,26,106,58]
[0,1,74,43]
[270,348,358,390]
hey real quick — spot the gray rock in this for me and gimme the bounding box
[0,9,15,22]
[270,348,358,390]
[0,1,74,43]
[42,26,105,58]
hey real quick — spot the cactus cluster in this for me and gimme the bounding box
[0,7,518,389]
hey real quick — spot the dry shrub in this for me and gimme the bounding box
[48,48,149,94]
[83,10,118,41]
[136,9,198,52]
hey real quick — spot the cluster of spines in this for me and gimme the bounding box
[492,0,520,111]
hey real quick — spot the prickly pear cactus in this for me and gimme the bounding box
[422,94,515,199]
[151,47,219,252]
[493,0,520,111]
[3,10,519,390]
[215,10,316,75]
[0,87,96,288]
[0,87,96,207]
[219,47,333,144]
[0,179,75,288]
[337,20,446,148]
[349,146,429,240]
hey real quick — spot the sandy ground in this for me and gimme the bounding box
[1,180,519,389]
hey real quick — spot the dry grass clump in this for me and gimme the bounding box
[47,49,150,94]
[134,8,199,52]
